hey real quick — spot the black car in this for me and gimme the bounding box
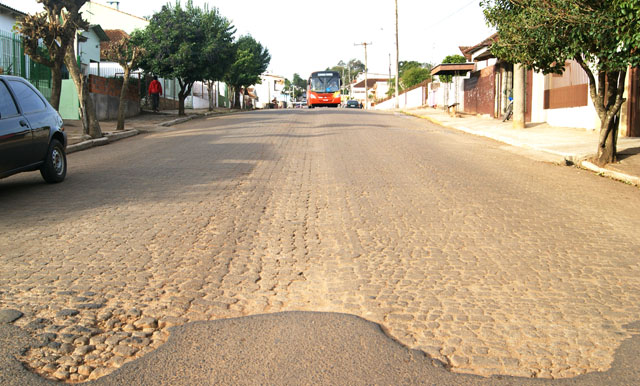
[346,100,361,109]
[0,75,67,183]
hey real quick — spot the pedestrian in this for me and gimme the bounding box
[148,76,162,112]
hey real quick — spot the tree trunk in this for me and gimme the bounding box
[207,80,214,111]
[233,87,241,109]
[65,45,101,138]
[177,80,193,116]
[512,64,526,129]
[117,68,131,130]
[595,114,619,166]
[575,57,626,167]
[50,66,63,111]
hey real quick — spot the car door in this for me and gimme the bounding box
[7,79,51,164]
[0,79,31,174]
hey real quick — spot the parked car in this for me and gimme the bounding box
[346,100,362,109]
[0,75,67,183]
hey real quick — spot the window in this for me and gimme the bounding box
[8,80,46,114]
[0,81,19,119]
[310,76,340,93]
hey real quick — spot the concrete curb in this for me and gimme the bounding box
[158,110,237,127]
[159,116,196,127]
[65,111,232,154]
[404,111,640,186]
[579,161,640,186]
[67,130,137,154]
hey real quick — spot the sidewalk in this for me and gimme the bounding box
[63,108,235,152]
[402,107,640,186]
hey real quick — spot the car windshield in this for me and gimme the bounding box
[310,75,340,93]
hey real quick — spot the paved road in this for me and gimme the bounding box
[1,109,639,383]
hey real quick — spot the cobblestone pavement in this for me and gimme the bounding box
[1,109,640,382]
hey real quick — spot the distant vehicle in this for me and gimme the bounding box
[0,75,67,183]
[307,71,341,108]
[346,100,361,109]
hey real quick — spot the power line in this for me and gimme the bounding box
[424,0,477,31]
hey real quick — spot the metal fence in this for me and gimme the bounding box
[0,29,52,100]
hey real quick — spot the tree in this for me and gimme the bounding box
[481,0,640,166]
[401,66,431,89]
[137,1,210,116]
[292,73,306,99]
[327,59,364,89]
[438,55,466,83]
[103,30,144,130]
[64,28,102,138]
[17,0,88,110]
[224,35,270,109]
[200,6,235,111]
[398,60,422,78]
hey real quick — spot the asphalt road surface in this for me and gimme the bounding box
[1,109,639,384]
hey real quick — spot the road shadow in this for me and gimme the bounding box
[616,146,640,161]
[0,126,276,224]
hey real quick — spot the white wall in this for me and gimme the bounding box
[530,72,546,123]
[82,2,149,33]
[424,78,466,110]
[529,70,600,130]
[254,75,285,108]
[545,105,600,130]
[0,14,16,31]
[375,84,427,110]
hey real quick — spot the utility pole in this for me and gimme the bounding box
[355,42,372,109]
[389,53,392,87]
[395,0,400,109]
[348,65,351,97]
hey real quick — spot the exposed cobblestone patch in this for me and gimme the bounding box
[2,110,640,381]
[13,300,168,382]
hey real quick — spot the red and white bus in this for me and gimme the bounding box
[307,71,341,108]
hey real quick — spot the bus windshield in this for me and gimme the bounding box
[310,75,340,93]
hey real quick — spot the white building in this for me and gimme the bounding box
[349,72,392,108]
[81,1,149,34]
[0,3,23,32]
[253,73,286,108]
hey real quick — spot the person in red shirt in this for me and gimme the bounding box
[148,76,162,112]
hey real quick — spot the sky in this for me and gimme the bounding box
[2,0,495,81]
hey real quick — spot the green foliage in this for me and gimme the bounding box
[401,67,431,89]
[481,0,640,164]
[137,1,206,86]
[224,34,270,108]
[398,61,422,78]
[200,6,236,83]
[439,54,466,83]
[136,1,237,114]
[480,0,640,73]
[327,58,365,87]
[292,73,306,99]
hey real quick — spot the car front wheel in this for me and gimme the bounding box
[40,139,67,183]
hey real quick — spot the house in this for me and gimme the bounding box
[0,3,26,75]
[81,1,149,34]
[458,34,515,119]
[430,62,475,113]
[458,34,639,137]
[253,74,286,108]
[350,73,392,107]
[0,2,23,32]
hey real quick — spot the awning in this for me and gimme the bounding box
[430,63,475,76]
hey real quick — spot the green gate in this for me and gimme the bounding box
[0,29,52,101]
